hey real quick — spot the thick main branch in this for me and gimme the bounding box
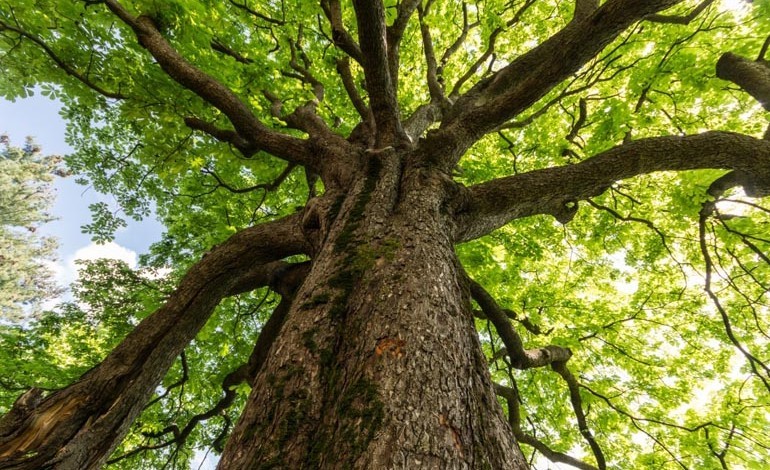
[454,131,770,243]
[352,0,407,147]
[0,214,308,470]
[420,0,685,169]
[717,52,770,110]
[102,0,316,168]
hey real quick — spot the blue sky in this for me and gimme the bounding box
[0,94,164,287]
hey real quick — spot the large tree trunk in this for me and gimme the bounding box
[220,150,527,468]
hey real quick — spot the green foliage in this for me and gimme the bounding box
[1,0,770,468]
[81,202,127,243]
[0,135,60,320]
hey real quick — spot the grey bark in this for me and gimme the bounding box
[717,52,770,110]
[218,151,528,469]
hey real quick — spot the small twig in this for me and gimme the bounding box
[0,19,125,99]
[201,163,296,194]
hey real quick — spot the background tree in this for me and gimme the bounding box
[1,0,770,469]
[0,135,60,321]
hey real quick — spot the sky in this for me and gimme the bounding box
[0,94,163,290]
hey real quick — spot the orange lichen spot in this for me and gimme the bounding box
[374,337,406,358]
[438,413,465,457]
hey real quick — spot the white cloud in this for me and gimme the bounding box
[51,241,138,290]
[71,242,137,267]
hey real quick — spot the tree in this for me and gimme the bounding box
[1,0,769,468]
[0,135,60,320]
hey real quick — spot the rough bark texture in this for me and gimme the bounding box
[454,131,770,242]
[218,151,527,469]
[717,52,770,110]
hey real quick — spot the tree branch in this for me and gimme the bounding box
[335,57,373,127]
[385,0,422,91]
[0,213,309,469]
[417,4,450,108]
[0,19,126,99]
[573,0,600,22]
[699,182,770,394]
[320,0,363,63]
[102,0,316,169]
[210,38,253,64]
[110,262,309,465]
[439,3,478,68]
[468,278,572,370]
[183,117,257,157]
[454,131,770,243]
[495,383,599,470]
[261,89,334,138]
[646,0,715,24]
[228,0,285,25]
[403,102,443,141]
[201,163,296,195]
[551,362,607,470]
[352,0,408,147]
[420,0,686,170]
[759,35,770,62]
[717,52,770,110]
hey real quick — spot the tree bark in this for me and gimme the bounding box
[717,52,770,110]
[219,150,528,468]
